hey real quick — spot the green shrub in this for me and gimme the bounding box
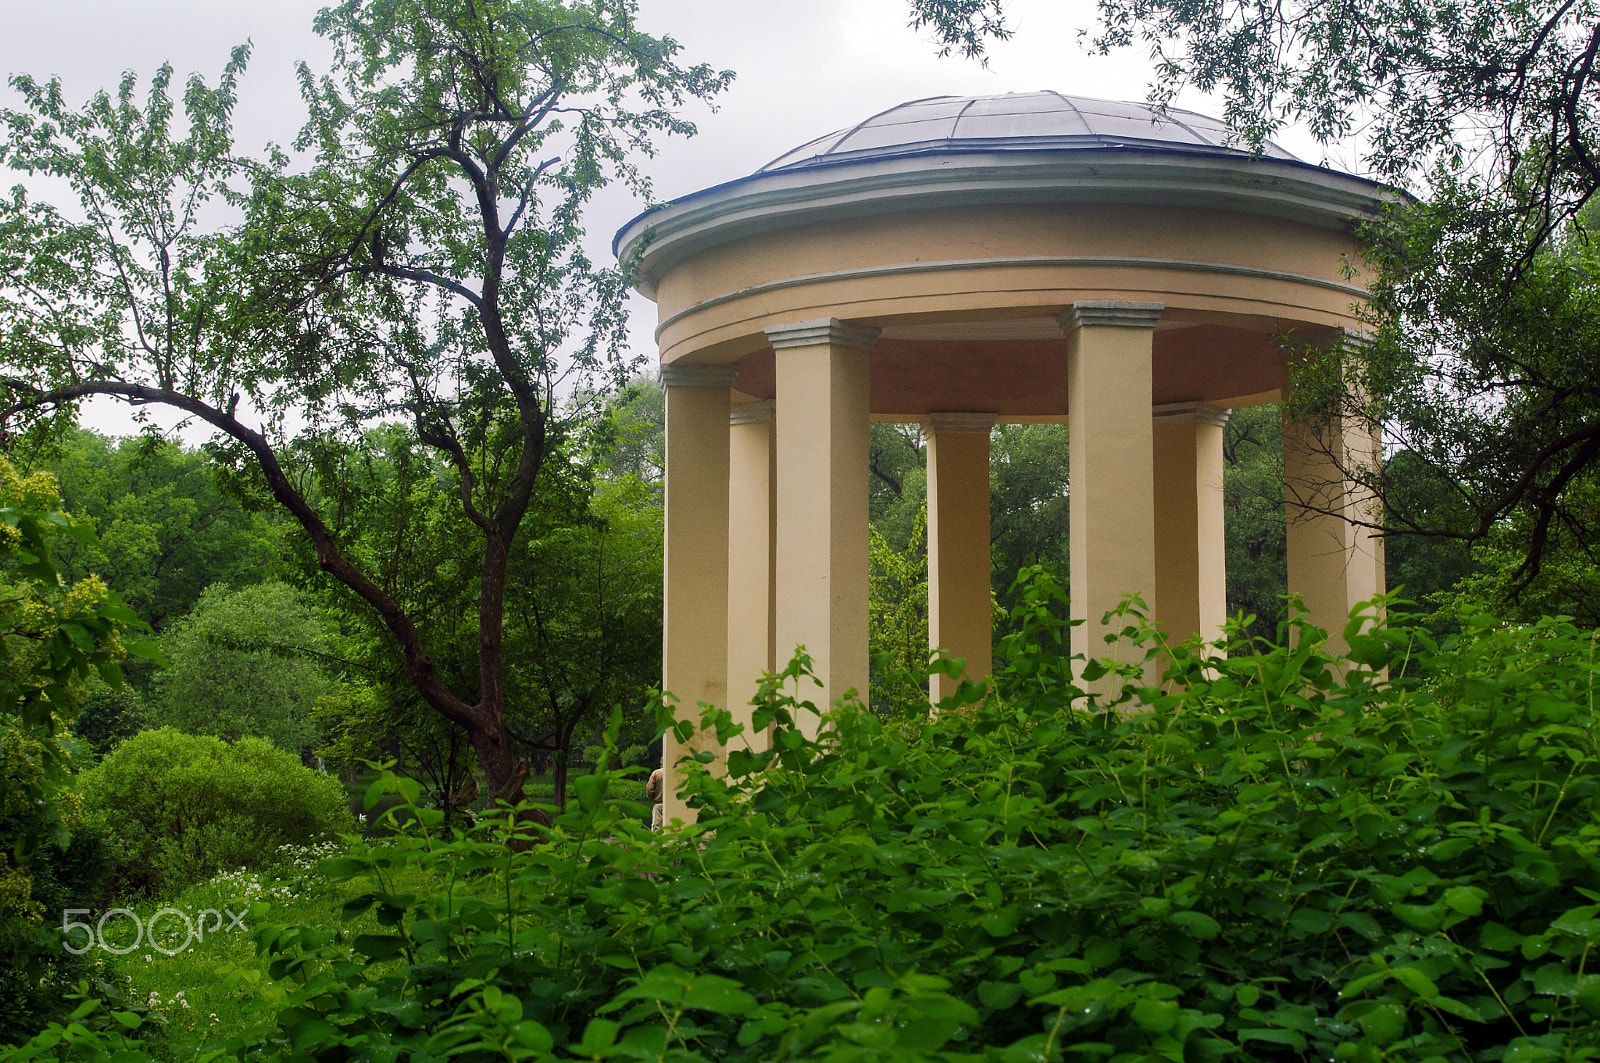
[10,574,1600,1061]
[79,728,354,898]
[0,457,143,1040]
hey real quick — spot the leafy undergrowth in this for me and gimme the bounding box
[52,842,411,1055]
[8,575,1600,1062]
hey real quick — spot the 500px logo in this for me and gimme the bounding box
[62,907,250,956]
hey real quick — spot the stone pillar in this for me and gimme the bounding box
[1060,301,1163,677]
[660,363,738,824]
[766,318,877,728]
[727,400,776,747]
[924,412,996,701]
[1153,402,1230,647]
[1283,408,1386,656]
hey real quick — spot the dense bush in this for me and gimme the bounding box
[78,728,354,898]
[10,575,1600,1061]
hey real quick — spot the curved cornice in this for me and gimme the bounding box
[615,146,1398,299]
[653,255,1371,342]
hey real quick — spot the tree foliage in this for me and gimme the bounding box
[39,430,285,633]
[1220,406,1287,643]
[868,505,930,710]
[903,0,1600,605]
[988,424,1070,603]
[0,458,140,1035]
[298,418,664,810]
[0,0,729,799]
[150,581,336,754]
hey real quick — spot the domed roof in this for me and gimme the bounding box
[760,91,1299,172]
[615,91,1392,298]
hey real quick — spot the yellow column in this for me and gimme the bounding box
[1060,301,1163,678]
[1153,402,1230,647]
[924,412,995,701]
[766,318,877,728]
[660,362,738,824]
[1283,407,1386,656]
[727,400,776,747]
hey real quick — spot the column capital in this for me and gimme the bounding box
[1276,325,1372,357]
[923,411,998,435]
[1058,300,1165,332]
[765,318,881,351]
[660,363,741,389]
[1153,401,1231,427]
[729,400,775,425]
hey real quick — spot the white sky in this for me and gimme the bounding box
[0,0,1357,440]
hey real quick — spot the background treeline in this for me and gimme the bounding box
[52,387,1595,783]
[38,376,670,812]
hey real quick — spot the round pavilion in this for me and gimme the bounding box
[614,92,1392,819]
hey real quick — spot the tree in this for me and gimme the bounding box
[36,429,286,632]
[869,506,930,710]
[1219,406,1287,643]
[508,473,662,805]
[0,1,730,801]
[906,0,1600,607]
[150,581,336,753]
[988,423,1070,603]
[302,415,664,811]
[595,375,664,487]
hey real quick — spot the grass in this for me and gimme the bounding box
[85,838,427,1054]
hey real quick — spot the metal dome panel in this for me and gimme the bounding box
[759,91,1298,172]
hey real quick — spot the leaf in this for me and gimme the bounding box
[510,1021,554,1052]
[1356,1004,1406,1045]
[1132,998,1178,1034]
[1503,1039,1563,1063]
[1532,963,1576,997]
[681,976,757,1016]
[979,981,1024,1009]
[1391,966,1439,1000]
[353,934,408,961]
[1480,922,1523,952]
[573,1019,620,1056]
[981,907,1020,937]
[1170,910,1220,940]
[1443,886,1486,916]
[1290,908,1334,934]
[1431,995,1484,1022]
[1340,911,1384,941]
[1084,939,1122,967]
[363,776,389,812]
[1574,975,1600,1018]
[291,1019,336,1052]
[1391,901,1446,933]
[1239,1028,1306,1051]
[573,773,606,813]
[320,857,371,880]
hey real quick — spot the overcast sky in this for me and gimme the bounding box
[0,0,1357,437]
